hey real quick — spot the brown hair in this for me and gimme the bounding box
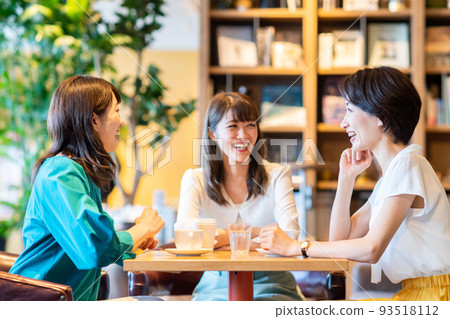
[202,92,268,205]
[34,75,121,190]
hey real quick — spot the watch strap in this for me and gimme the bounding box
[301,240,310,258]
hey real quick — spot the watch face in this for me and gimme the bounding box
[301,241,308,248]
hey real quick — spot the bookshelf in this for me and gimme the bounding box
[199,0,450,193]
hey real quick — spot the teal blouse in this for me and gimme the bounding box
[9,156,135,301]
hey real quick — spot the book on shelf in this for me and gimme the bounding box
[343,0,379,11]
[426,91,438,127]
[217,26,258,67]
[426,26,450,67]
[429,74,450,126]
[260,85,306,129]
[368,23,410,69]
[257,27,304,68]
[257,26,275,66]
[443,74,450,125]
[320,0,339,10]
[321,77,346,124]
[318,30,364,69]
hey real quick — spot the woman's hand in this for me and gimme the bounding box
[135,207,165,237]
[129,207,165,251]
[139,237,159,250]
[339,148,373,179]
[259,225,299,256]
[214,228,229,248]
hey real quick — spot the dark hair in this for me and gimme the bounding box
[202,92,268,205]
[339,66,421,145]
[34,75,121,190]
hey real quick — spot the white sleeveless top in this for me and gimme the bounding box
[368,145,450,283]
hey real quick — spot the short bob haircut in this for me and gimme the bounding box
[339,66,421,145]
[34,75,121,190]
[202,92,268,205]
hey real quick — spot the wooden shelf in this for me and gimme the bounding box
[318,8,411,20]
[426,66,450,74]
[317,123,345,133]
[200,1,449,209]
[209,66,305,76]
[426,126,450,133]
[318,67,363,75]
[319,66,411,75]
[261,126,304,133]
[317,180,377,191]
[210,8,305,20]
[426,8,450,19]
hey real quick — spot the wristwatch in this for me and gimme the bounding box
[300,240,311,258]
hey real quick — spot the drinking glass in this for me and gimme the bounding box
[228,223,252,254]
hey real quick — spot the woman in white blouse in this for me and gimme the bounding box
[177,92,304,301]
[260,66,450,301]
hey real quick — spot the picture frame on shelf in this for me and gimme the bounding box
[368,23,410,68]
[260,85,306,129]
[271,41,304,69]
[217,26,258,67]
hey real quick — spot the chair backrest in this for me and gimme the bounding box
[0,271,73,301]
[0,250,110,300]
[0,251,19,272]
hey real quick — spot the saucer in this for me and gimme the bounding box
[165,248,212,256]
[256,248,283,257]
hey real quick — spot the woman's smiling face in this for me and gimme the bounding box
[208,110,258,165]
[340,101,382,151]
[92,92,124,153]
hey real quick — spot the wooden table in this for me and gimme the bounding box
[124,251,349,301]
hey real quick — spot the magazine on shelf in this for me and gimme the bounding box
[217,26,258,67]
[332,30,364,68]
[260,85,306,129]
[321,77,346,124]
[271,41,304,68]
[271,28,304,68]
[367,23,410,68]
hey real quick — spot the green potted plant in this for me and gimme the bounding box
[0,0,113,244]
[100,0,196,206]
[0,0,195,245]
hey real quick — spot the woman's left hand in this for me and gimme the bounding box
[138,237,159,250]
[259,225,298,256]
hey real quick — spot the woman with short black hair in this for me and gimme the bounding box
[260,67,450,301]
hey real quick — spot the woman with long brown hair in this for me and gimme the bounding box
[9,75,164,301]
[177,92,304,301]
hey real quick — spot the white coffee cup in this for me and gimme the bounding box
[193,218,217,249]
[174,229,203,250]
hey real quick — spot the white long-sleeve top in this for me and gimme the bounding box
[177,161,300,231]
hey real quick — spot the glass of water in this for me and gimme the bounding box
[228,223,252,254]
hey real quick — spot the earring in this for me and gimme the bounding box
[378,121,383,127]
